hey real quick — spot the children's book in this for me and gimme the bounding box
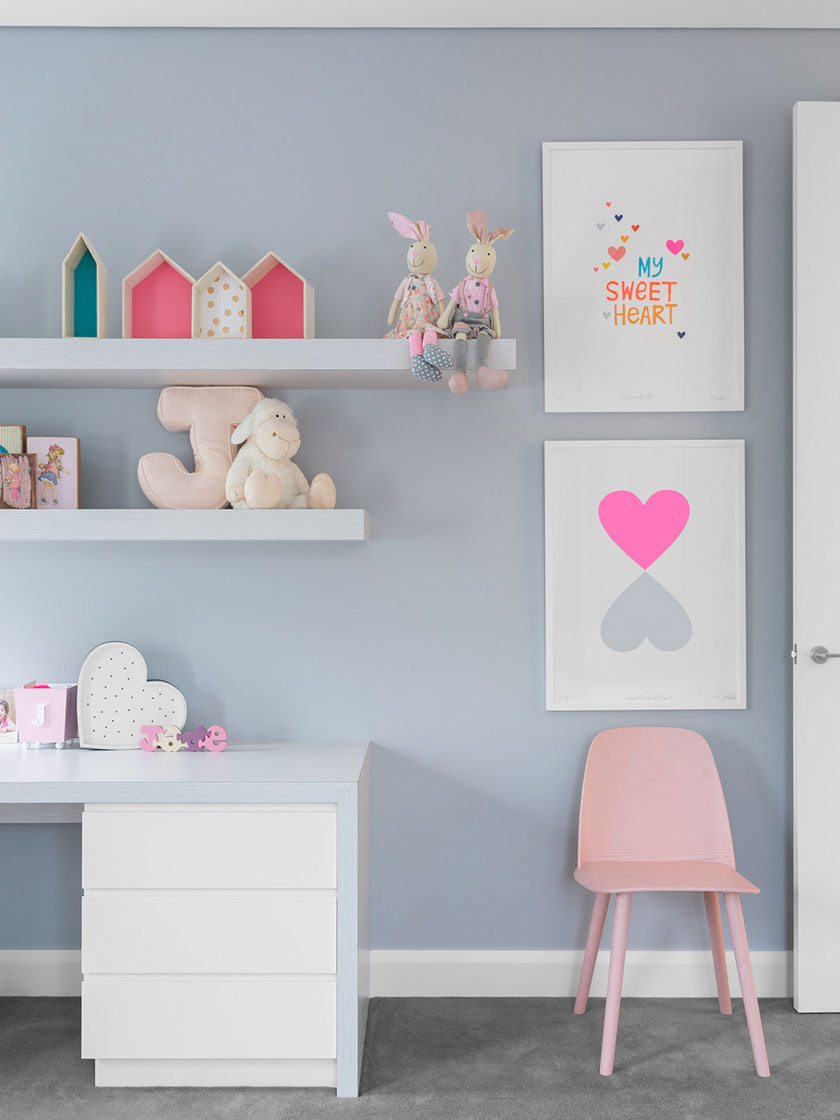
[0,425,25,454]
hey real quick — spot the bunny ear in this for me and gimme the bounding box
[417,220,430,241]
[388,211,422,240]
[466,209,487,242]
[488,227,515,244]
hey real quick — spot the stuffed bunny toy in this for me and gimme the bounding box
[438,210,514,395]
[224,398,336,511]
[385,212,454,383]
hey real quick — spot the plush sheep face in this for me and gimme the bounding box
[254,411,301,461]
[405,240,437,276]
[466,241,496,279]
[232,398,302,462]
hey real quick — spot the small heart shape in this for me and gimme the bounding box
[620,235,629,243]
[602,262,611,269]
[602,311,611,320]
[677,331,686,339]
[615,214,624,222]
[681,252,690,260]
[631,224,640,232]
[607,245,626,262]
[666,239,685,255]
[596,222,605,230]
[601,573,692,652]
[598,489,690,569]
[593,266,599,272]
[605,201,611,207]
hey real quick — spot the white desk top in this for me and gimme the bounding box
[0,741,370,804]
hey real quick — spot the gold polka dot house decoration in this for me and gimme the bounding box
[192,261,251,339]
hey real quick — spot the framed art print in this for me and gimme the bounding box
[0,453,36,509]
[545,440,745,710]
[543,141,744,412]
[26,437,80,508]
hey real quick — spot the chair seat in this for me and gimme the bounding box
[574,860,759,894]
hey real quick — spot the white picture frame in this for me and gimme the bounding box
[543,140,744,413]
[545,440,746,711]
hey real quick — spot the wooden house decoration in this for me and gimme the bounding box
[193,262,251,338]
[62,233,108,338]
[123,250,195,338]
[242,252,314,338]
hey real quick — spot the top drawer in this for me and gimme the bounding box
[83,805,336,889]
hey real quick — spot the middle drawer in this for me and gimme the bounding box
[83,893,336,975]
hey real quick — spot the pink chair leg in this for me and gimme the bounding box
[704,892,732,1015]
[600,891,631,1076]
[723,892,770,1077]
[575,892,610,1015]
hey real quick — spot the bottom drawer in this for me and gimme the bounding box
[82,979,336,1060]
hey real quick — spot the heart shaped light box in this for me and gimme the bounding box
[77,642,186,750]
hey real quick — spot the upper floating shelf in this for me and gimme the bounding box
[0,338,516,390]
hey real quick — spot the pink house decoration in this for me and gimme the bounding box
[193,261,251,338]
[242,252,314,338]
[122,250,195,338]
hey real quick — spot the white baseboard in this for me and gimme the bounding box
[0,951,84,996]
[0,948,791,999]
[369,950,791,999]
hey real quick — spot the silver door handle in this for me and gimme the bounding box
[810,645,840,664]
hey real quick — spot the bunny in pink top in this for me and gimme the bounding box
[385,212,454,382]
[438,210,514,395]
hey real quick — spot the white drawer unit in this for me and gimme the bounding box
[48,742,371,1096]
[81,804,345,1088]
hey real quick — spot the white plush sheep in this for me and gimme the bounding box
[224,398,336,510]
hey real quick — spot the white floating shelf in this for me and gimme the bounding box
[0,509,370,542]
[0,338,516,389]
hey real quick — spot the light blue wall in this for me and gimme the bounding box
[0,26,819,951]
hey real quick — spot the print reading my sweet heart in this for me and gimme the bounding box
[605,256,679,326]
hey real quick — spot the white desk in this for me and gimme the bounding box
[0,741,370,1097]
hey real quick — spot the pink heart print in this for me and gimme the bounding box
[607,245,626,262]
[598,490,690,570]
[665,239,685,255]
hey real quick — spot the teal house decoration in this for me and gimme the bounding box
[62,232,108,338]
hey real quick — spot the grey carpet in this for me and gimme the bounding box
[2,996,839,1120]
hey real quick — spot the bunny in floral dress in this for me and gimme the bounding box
[385,212,454,382]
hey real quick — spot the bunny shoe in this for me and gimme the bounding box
[476,366,508,390]
[411,354,442,382]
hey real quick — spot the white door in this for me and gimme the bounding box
[793,101,840,1011]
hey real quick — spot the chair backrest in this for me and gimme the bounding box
[577,727,736,868]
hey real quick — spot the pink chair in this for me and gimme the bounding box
[573,727,769,1078]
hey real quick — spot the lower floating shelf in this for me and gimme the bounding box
[0,509,370,543]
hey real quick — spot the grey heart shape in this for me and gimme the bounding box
[601,572,692,652]
[602,311,611,320]
[596,222,605,230]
